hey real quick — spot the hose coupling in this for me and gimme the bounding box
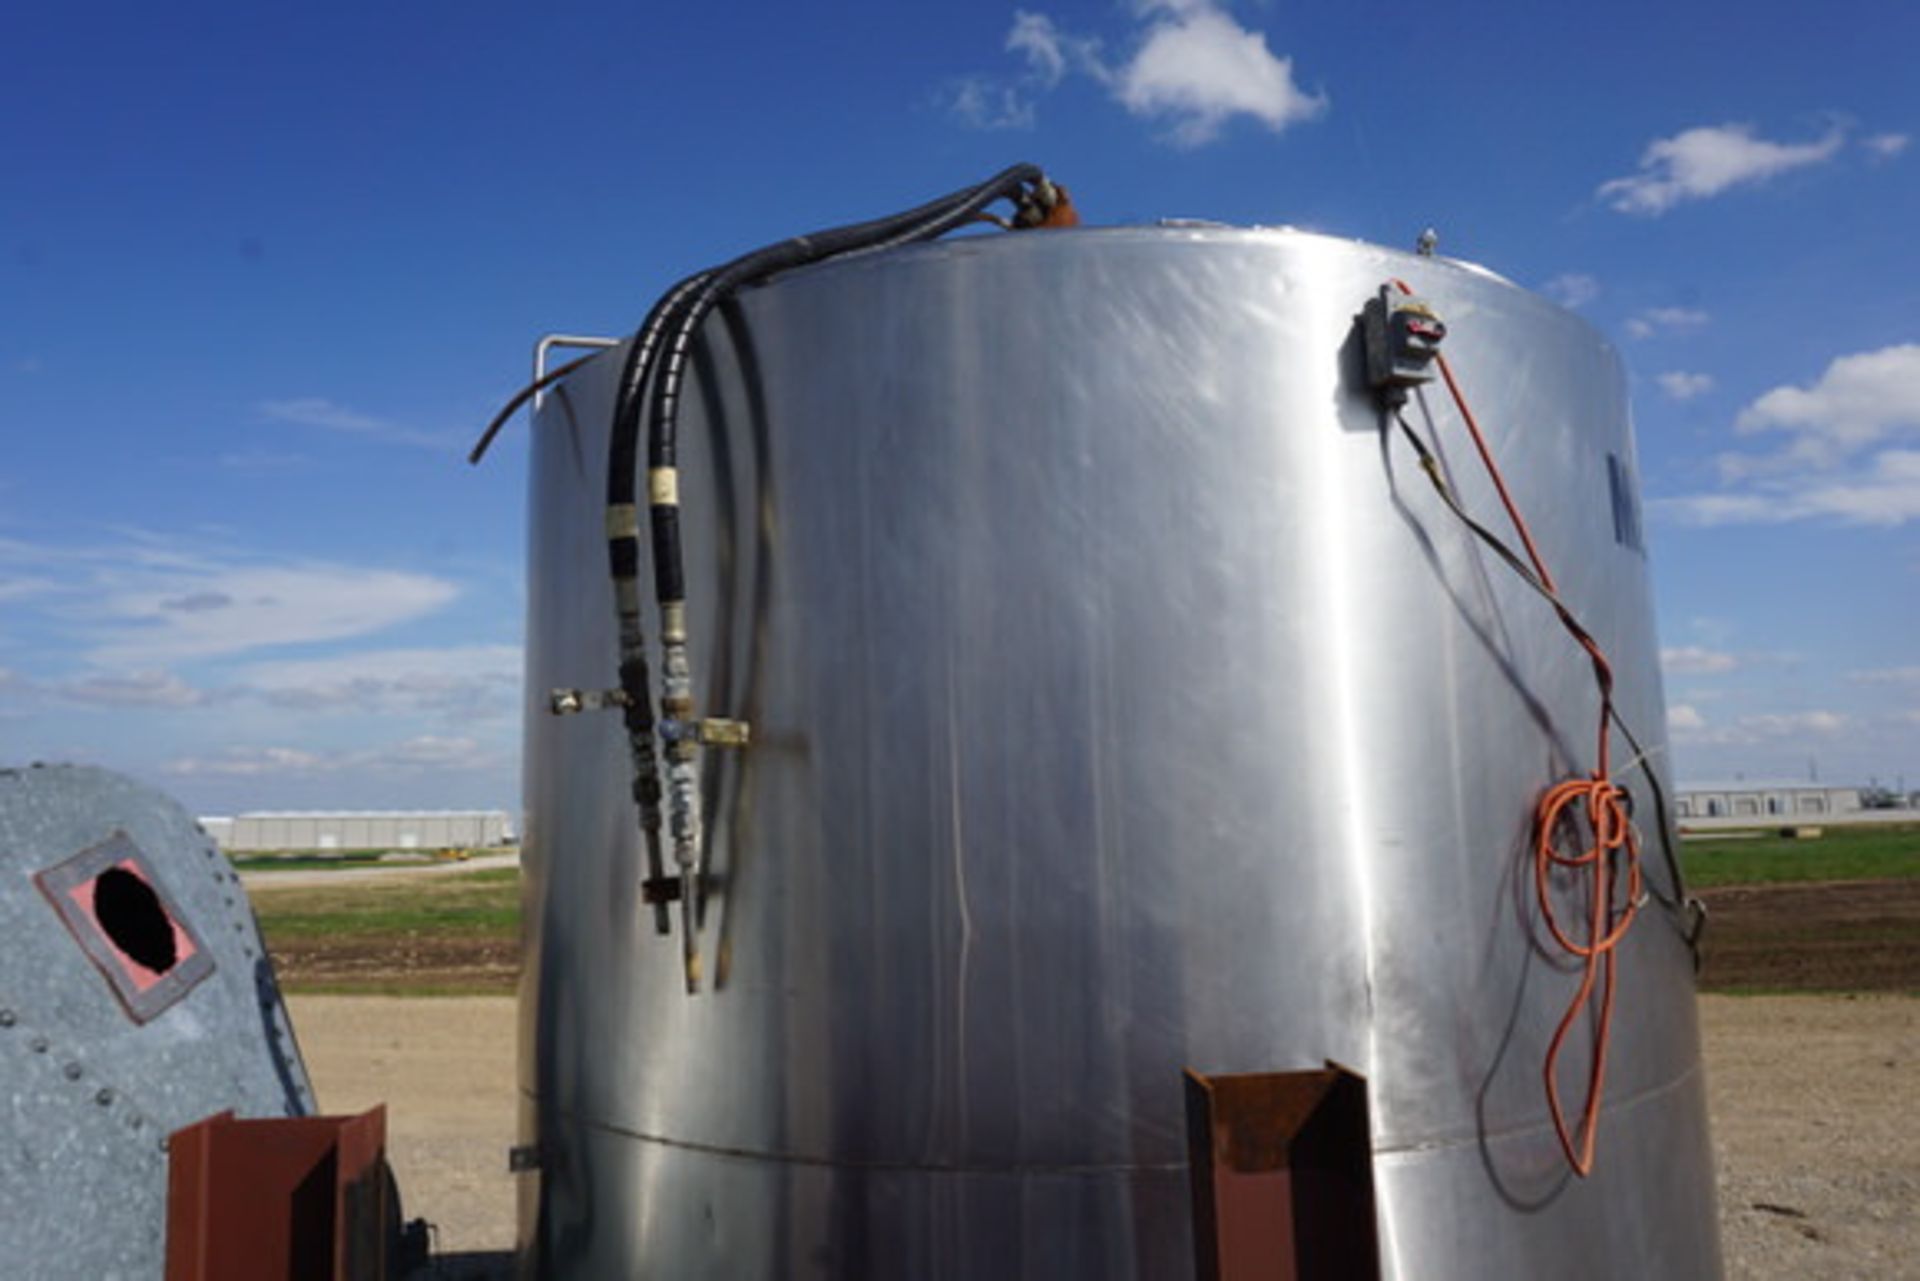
[660,717,752,748]
[550,687,632,715]
[1013,176,1079,229]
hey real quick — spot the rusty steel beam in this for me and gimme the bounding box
[1185,1064,1381,1281]
[165,1106,391,1281]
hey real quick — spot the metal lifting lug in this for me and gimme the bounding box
[550,687,632,715]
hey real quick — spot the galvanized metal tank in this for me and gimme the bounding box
[516,226,1721,1278]
[0,763,314,1278]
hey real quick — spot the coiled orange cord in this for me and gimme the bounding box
[1394,280,1644,1177]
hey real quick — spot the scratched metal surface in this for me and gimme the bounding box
[515,227,1720,1278]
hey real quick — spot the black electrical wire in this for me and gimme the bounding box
[1393,410,1697,925]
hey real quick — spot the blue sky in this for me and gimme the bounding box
[3,0,1916,813]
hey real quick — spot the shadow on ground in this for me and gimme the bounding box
[408,1251,514,1279]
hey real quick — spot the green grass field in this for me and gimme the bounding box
[1680,823,1920,887]
[252,867,519,937]
[244,830,1919,995]
[232,848,498,872]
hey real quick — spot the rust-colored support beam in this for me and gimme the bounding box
[1185,1064,1380,1281]
[166,1106,391,1281]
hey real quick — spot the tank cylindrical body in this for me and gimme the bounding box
[516,227,1720,1278]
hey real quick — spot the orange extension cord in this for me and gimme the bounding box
[1394,280,1643,1177]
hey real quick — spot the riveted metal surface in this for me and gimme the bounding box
[515,227,1720,1278]
[1,764,315,1279]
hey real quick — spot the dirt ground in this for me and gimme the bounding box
[288,992,1918,1279]
[268,875,1920,998]
[1694,878,1920,991]
[271,933,520,992]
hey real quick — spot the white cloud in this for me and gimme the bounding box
[88,563,458,665]
[951,3,1323,147]
[1740,711,1849,738]
[1665,345,1920,527]
[1662,646,1739,675]
[1656,371,1715,401]
[166,745,325,777]
[165,734,505,778]
[1659,449,1920,527]
[1115,1,1326,145]
[1863,132,1910,159]
[1007,10,1070,86]
[1541,273,1599,309]
[219,449,311,472]
[8,645,513,720]
[234,645,520,716]
[370,734,503,771]
[1668,707,1851,746]
[0,535,459,665]
[259,398,458,451]
[1598,122,1846,215]
[945,75,1037,130]
[1735,344,1920,450]
[1624,306,1709,340]
[56,669,206,708]
[0,667,32,705]
[1849,667,1920,686]
[0,576,60,603]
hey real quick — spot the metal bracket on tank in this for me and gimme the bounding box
[550,688,752,750]
[551,685,750,985]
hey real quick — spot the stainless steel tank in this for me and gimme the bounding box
[515,226,1721,1278]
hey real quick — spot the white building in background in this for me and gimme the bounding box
[196,810,514,853]
[1673,782,1862,823]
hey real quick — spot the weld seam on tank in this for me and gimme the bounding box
[557,1114,1190,1176]
[1370,1061,1705,1160]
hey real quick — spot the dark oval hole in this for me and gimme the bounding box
[92,867,178,974]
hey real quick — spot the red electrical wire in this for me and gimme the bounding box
[1392,279,1643,1177]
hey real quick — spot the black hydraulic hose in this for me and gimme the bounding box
[596,172,1028,909]
[648,164,1043,470]
[641,165,1047,610]
[603,162,1060,989]
[602,272,714,934]
[608,270,714,521]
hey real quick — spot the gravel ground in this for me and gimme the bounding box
[288,995,519,1267]
[1705,994,1917,1278]
[288,992,1918,1278]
